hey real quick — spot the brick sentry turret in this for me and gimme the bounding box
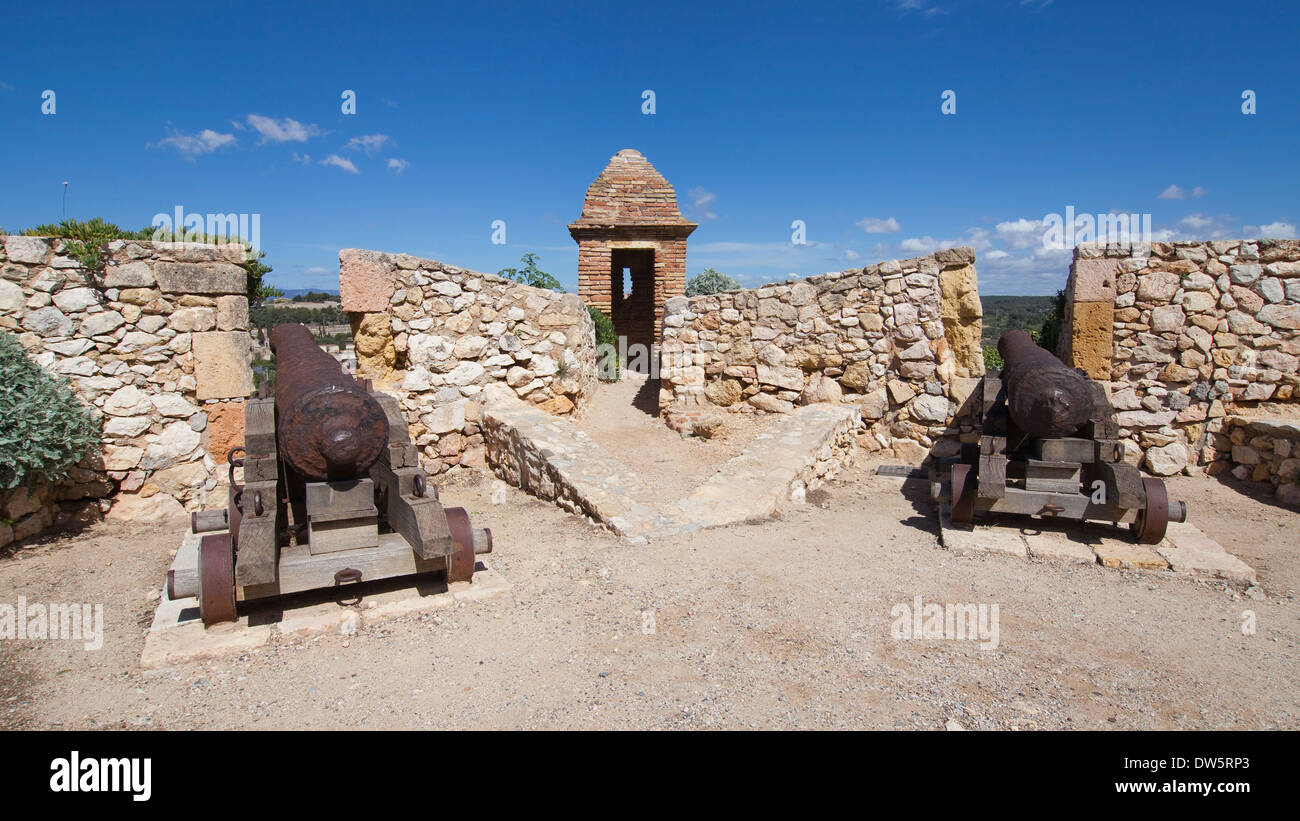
[569,149,697,363]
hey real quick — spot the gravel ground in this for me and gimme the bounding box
[2,458,1296,731]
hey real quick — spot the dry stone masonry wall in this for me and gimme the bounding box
[339,249,597,475]
[1062,239,1300,483]
[1208,416,1300,508]
[659,247,985,461]
[0,235,255,544]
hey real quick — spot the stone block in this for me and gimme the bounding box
[1071,257,1118,302]
[216,296,249,331]
[192,331,254,400]
[1067,300,1113,380]
[1157,522,1256,585]
[939,506,1029,557]
[153,262,246,294]
[104,261,157,288]
[1092,542,1168,571]
[207,401,246,462]
[340,249,395,312]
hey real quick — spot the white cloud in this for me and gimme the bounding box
[320,154,359,174]
[687,187,718,220]
[994,218,1044,249]
[246,114,324,144]
[856,217,900,234]
[1158,184,1206,200]
[899,236,953,253]
[291,152,312,165]
[150,128,237,159]
[386,157,409,173]
[894,0,945,16]
[1247,221,1298,239]
[345,134,392,154]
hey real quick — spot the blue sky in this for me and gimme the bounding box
[1,0,1296,295]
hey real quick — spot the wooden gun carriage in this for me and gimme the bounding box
[169,323,493,626]
[931,330,1186,543]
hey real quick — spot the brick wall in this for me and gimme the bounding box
[570,150,696,348]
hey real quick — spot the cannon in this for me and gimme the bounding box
[931,330,1186,544]
[169,323,494,626]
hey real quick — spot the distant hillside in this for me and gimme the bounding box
[980,295,1057,347]
[275,288,339,299]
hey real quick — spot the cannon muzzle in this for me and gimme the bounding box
[997,329,1093,439]
[270,323,389,481]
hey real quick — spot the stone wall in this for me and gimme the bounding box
[340,249,597,475]
[1206,416,1300,508]
[0,235,255,540]
[658,247,985,460]
[1062,239,1300,475]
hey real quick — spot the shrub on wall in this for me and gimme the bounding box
[498,253,565,292]
[588,306,621,383]
[685,268,741,296]
[20,218,279,307]
[0,332,102,490]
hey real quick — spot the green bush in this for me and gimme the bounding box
[685,268,741,296]
[588,306,620,382]
[983,344,1003,371]
[499,253,565,292]
[0,333,101,490]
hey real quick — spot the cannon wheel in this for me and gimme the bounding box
[950,463,976,524]
[444,507,477,584]
[199,532,238,626]
[1131,477,1170,545]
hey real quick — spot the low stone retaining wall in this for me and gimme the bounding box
[674,404,860,528]
[340,249,596,476]
[1207,416,1300,507]
[658,248,983,461]
[0,482,61,548]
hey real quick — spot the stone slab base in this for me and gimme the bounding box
[937,507,1255,585]
[140,531,511,669]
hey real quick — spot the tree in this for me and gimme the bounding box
[686,268,741,296]
[1035,289,1067,357]
[498,253,564,292]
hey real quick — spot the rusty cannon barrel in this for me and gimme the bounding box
[997,329,1093,439]
[269,323,389,481]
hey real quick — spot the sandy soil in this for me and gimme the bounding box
[2,455,1297,731]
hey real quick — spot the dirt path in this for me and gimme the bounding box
[2,460,1296,730]
[573,373,775,508]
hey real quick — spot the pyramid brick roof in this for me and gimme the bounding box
[569,149,698,231]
